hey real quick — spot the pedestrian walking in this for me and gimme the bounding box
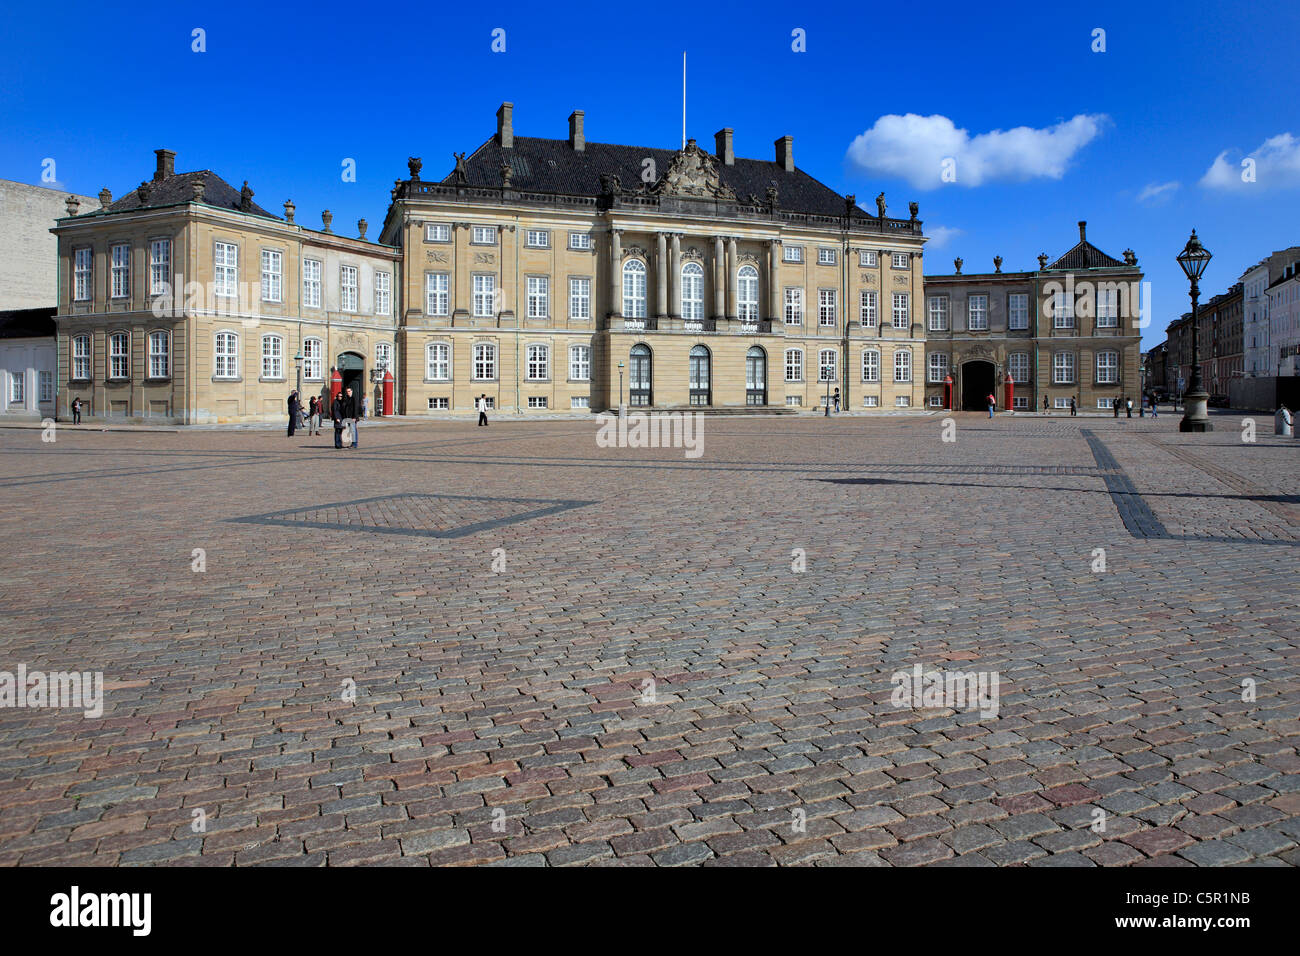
[1043,395,1049,414]
[1070,397,1077,417]
[477,394,489,426]
[362,395,370,419]
[331,392,344,449]
[1150,394,1158,418]
[287,390,300,437]
[1113,397,1120,418]
[1125,396,1133,418]
[832,388,841,414]
[344,387,359,448]
[71,397,82,424]
[986,392,996,418]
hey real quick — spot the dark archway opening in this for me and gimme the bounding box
[961,360,995,411]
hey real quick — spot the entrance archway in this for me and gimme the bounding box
[689,345,712,406]
[961,360,995,411]
[337,351,365,410]
[629,344,652,407]
[745,347,767,406]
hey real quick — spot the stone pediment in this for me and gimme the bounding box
[651,139,736,201]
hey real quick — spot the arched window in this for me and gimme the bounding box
[526,344,549,381]
[108,331,130,380]
[681,261,704,321]
[894,349,911,383]
[622,259,647,318]
[214,331,240,380]
[689,345,711,406]
[426,342,450,381]
[738,265,759,321]
[71,334,91,381]
[473,343,497,381]
[819,348,837,383]
[862,349,880,383]
[629,344,652,407]
[1096,350,1119,384]
[785,348,803,382]
[261,334,284,379]
[746,346,767,405]
[148,331,170,379]
[303,337,323,380]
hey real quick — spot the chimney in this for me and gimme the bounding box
[1078,220,1087,242]
[715,128,734,166]
[154,148,176,182]
[497,102,514,149]
[568,110,585,151]
[775,135,793,172]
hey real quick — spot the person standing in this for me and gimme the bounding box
[1125,396,1133,418]
[1113,397,1120,418]
[362,394,370,420]
[1043,394,1049,415]
[287,390,300,437]
[343,386,359,448]
[986,392,996,418]
[1150,394,1158,419]
[832,388,841,414]
[331,392,345,449]
[1069,396,1077,417]
[71,397,82,424]
[477,393,489,426]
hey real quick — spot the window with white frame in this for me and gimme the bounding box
[929,395,944,408]
[818,247,836,266]
[1096,287,1119,328]
[738,266,759,321]
[428,396,450,410]
[1096,350,1119,384]
[863,395,879,407]
[1008,351,1030,383]
[375,272,391,316]
[214,331,239,379]
[525,230,549,249]
[860,290,877,327]
[895,395,910,407]
[569,277,591,320]
[472,225,496,245]
[968,294,988,331]
[473,343,496,380]
[570,345,590,381]
[1008,293,1028,330]
[1052,292,1075,329]
[928,295,949,331]
[39,370,53,403]
[819,348,836,382]
[1053,351,1075,384]
[73,248,92,301]
[9,372,23,404]
[927,352,949,383]
[818,289,836,326]
[785,288,804,325]
[425,223,451,242]
[862,349,880,383]
[72,335,90,380]
[622,260,647,318]
[426,272,449,316]
[375,342,392,372]
[426,342,450,381]
[787,395,803,407]
[568,232,590,250]
[892,292,909,329]
[214,242,238,298]
[894,349,912,383]
[682,262,704,320]
[111,244,130,299]
[785,348,802,382]
[303,259,322,308]
[784,246,803,263]
[148,331,169,378]
[891,252,909,269]
[527,396,548,409]
[526,276,549,318]
[526,344,549,380]
[472,274,496,317]
[261,249,282,302]
[1013,396,1028,409]
[571,396,590,409]
[149,239,170,296]
[262,335,284,378]
[109,332,129,379]
[340,265,358,312]
[1095,398,1112,409]
[860,250,877,267]
[303,337,323,380]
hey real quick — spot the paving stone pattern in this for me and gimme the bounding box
[0,412,1296,866]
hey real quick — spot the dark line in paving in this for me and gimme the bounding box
[1082,429,1170,539]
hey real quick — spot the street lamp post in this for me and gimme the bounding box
[617,361,624,414]
[1177,230,1213,432]
[294,349,304,397]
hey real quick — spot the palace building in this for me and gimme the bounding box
[922,223,1144,412]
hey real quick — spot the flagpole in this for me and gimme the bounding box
[681,52,686,149]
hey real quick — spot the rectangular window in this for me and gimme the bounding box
[527,396,548,409]
[262,336,283,379]
[111,244,130,299]
[215,332,239,379]
[894,350,911,383]
[73,248,92,301]
[1008,352,1030,383]
[526,344,549,381]
[571,396,590,409]
[426,273,449,316]
[473,343,496,380]
[785,349,802,382]
[786,395,802,407]
[1008,293,1028,330]
[10,373,23,404]
[340,265,358,312]
[929,395,944,408]
[862,350,879,383]
[38,370,53,403]
[891,252,909,269]
[860,250,877,267]
[428,396,450,410]
[819,349,837,383]
[818,248,836,266]
[1096,351,1119,384]
[860,291,877,327]
[968,294,988,331]
[784,246,803,263]
[1096,399,1112,409]
[149,239,171,296]
[927,352,949,383]
[303,338,322,380]
[425,223,451,242]
[375,342,392,371]
[818,289,836,326]
[863,395,879,407]
[569,232,590,250]
[1096,288,1118,328]
[426,343,450,381]
[1013,396,1028,410]
[472,225,496,245]
[72,336,90,380]
[895,395,910,407]
[214,242,238,298]
[526,276,549,318]
[1053,351,1075,384]
[525,230,549,249]
[570,345,591,381]
[569,277,591,320]
[473,275,496,317]
[784,288,804,325]
[261,249,282,302]
[375,272,391,316]
[927,295,949,331]
[303,259,322,308]
[109,332,129,379]
[148,331,169,378]
[1053,292,1075,329]
[892,293,909,329]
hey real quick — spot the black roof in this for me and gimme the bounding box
[92,170,278,219]
[1047,240,1124,271]
[0,307,56,339]
[439,136,868,219]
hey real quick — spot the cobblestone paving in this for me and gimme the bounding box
[0,412,1296,866]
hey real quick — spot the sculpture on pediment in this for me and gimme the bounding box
[875,192,887,218]
[453,152,468,184]
[650,139,736,200]
[500,160,513,187]
[240,181,254,212]
[1037,253,1049,270]
[1123,248,1137,266]
[766,183,779,208]
[408,156,422,181]
[136,181,152,204]
[600,173,622,196]
[953,257,963,275]
[909,201,919,221]
[98,188,112,208]
[845,194,856,217]
[994,256,1003,273]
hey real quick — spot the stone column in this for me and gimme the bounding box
[713,236,725,319]
[669,234,682,319]
[610,229,623,318]
[769,239,782,321]
[656,232,668,319]
[727,237,739,320]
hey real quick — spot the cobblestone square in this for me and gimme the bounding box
[0,412,1296,866]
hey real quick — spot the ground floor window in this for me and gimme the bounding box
[527,396,548,409]
[427,397,449,410]
[1097,398,1114,409]
[895,395,910,407]
[1055,398,1071,409]
[38,370,53,403]
[785,395,802,406]
[1013,396,1028,409]
[571,396,589,409]
[863,395,879,407]
[928,394,943,408]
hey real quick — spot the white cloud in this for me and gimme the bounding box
[925,226,962,249]
[1137,181,1180,204]
[846,113,1108,189]
[1200,133,1300,190]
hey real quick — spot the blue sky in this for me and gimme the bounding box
[2,0,1296,348]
